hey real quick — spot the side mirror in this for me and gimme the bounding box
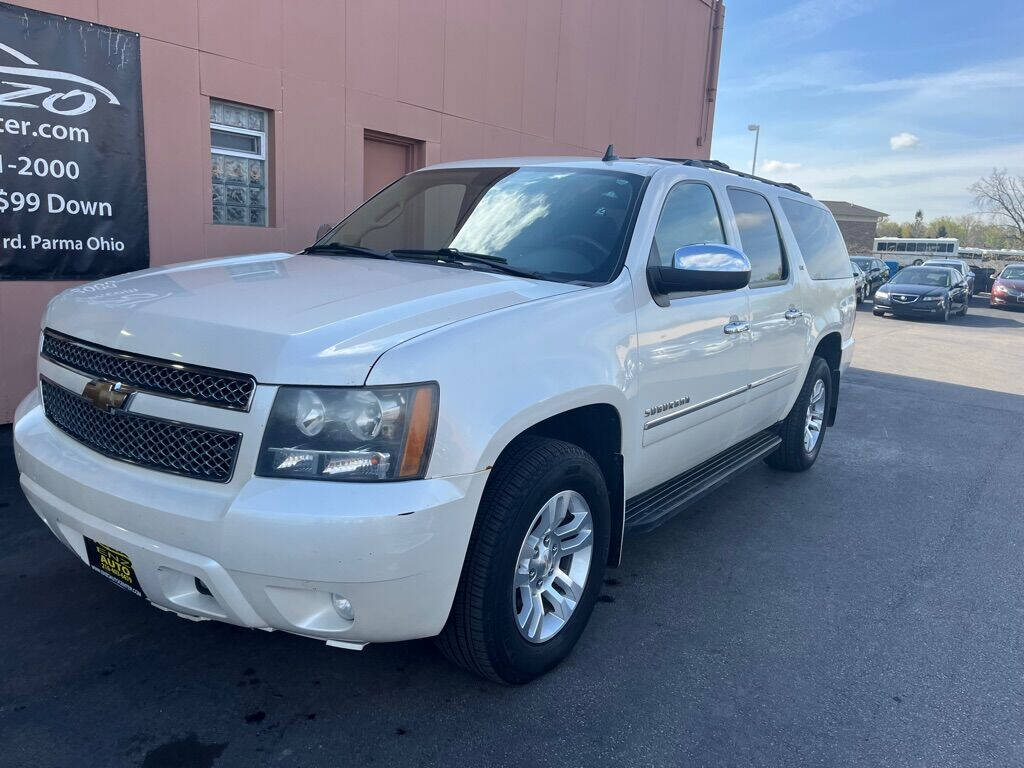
[647,244,751,305]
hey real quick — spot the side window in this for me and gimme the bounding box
[649,183,726,267]
[779,197,851,280]
[726,188,786,285]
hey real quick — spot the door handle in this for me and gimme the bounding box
[784,308,803,320]
[723,321,749,334]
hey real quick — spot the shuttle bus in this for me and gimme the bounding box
[873,237,959,260]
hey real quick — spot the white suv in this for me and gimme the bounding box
[13,154,855,683]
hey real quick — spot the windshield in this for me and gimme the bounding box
[892,267,951,287]
[317,167,645,284]
[1001,266,1024,280]
[852,257,872,269]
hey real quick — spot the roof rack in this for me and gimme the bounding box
[647,157,811,197]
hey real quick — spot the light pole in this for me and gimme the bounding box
[748,124,760,175]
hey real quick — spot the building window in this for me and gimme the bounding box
[210,99,268,226]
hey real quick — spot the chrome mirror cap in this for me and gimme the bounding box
[672,243,751,273]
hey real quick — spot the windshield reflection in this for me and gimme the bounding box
[319,166,644,284]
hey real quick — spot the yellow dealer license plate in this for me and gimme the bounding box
[84,537,145,598]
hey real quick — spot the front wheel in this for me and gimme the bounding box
[766,356,832,472]
[436,437,610,683]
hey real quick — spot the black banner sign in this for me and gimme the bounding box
[0,3,148,280]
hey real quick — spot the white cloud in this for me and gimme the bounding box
[757,0,878,43]
[890,132,920,151]
[774,141,1024,219]
[843,58,1024,95]
[760,160,802,175]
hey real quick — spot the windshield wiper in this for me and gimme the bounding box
[388,248,542,280]
[301,243,396,260]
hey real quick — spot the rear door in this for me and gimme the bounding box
[724,187,809,435]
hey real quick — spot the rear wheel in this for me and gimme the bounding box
[436,436,610,684]
[766,356,831,472]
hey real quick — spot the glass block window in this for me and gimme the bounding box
[210,99,268,227]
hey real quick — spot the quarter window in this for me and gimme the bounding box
[727,188,786,284]
[210,99,268,227]
[649,183,726,266]
[780,197,850,280]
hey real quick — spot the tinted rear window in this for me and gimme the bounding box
[780,198,850,279]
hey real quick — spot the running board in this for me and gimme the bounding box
[625,430,782,533]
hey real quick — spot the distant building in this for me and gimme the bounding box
[822,201,889,255]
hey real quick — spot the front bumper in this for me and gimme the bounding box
[873,298,945,317]
[990,293,1024,308]
[13,390,488,646]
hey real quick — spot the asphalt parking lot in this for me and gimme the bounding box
[2,296,1023,768]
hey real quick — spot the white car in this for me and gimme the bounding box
[13,154,855,683]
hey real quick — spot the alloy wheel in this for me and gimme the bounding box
[513,490,594,643]
[803,378,826,453]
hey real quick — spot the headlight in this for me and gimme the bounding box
[256,383,439,481]
[874,290,889,299]
[992,284,1006,293]
[920,295,941,302]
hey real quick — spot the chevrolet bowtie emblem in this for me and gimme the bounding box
[82,379,133,412]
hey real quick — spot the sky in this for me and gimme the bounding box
[711,0,1024,221]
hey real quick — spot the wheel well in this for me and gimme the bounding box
[503,404,624,567]
[814,332,842,426]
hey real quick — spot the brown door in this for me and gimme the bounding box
[363,134,418,200]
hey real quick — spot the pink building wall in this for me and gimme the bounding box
[0,0,724,422]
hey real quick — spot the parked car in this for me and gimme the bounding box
[990,264,1024,309]
[851,260,867,303]
[922,258,975,297]
[13,154,854,683]
[873,265,970,321]
[851,256,889,296]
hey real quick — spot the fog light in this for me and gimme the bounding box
[331,594,354,621]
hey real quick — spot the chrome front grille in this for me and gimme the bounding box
[41,329,255,411]
[41,378,241,482]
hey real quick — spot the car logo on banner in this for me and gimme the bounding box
[0,42,120,115]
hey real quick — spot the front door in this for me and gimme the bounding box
[632,181,752,495]
[724,187,809,434]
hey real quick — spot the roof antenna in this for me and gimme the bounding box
[602,143,618,162]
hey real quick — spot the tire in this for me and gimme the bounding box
[873,309,885,317]
[766,356,831,472]
[939,305,950,322]
[961,300,969,316]
[436,436,610,684]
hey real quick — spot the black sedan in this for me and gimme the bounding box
[872,266,969,322]
[851,256,889,296]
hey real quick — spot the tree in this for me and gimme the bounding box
[970,169,1024,245]
[935,223,947,238]
[876,217,902,237]
[910,209,925,236]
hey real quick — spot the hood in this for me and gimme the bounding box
[45,253,582,384]
[995,277,1024,290]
